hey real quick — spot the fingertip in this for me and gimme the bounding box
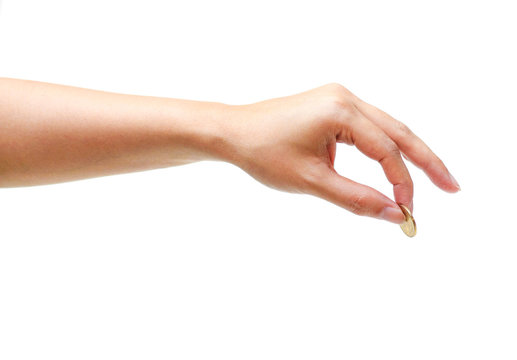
[443,186,461,194]
[393,182,414,214]
[426,167,461,193]
[437,176,461,193]
[449,172,461,191]
[380,205,405,224]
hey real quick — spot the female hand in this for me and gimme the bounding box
[225,83,460,224]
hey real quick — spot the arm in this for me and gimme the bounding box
[0,78,459,223]
[0,77,234,186]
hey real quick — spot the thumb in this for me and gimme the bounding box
[310,168,405,224]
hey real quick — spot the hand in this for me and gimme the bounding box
[226,83,460,224]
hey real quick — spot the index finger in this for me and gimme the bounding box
[338,107,414,211]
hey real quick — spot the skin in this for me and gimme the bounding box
[0,78,460,224]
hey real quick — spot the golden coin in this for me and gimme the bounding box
[398,204,417,237]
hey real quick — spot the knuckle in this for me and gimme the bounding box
[394,120,412,136]
[400,177,414,192]
[324,82,347,93]
[320,83,356,119]
[417,148,437,170]
[384,140,400,156]
[328,95,355,120]
[421,155,436,172]
[335,99,355,116]
[405,176,414,188]
[348,192,368,215]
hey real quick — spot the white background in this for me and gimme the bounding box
[0,1,516,359]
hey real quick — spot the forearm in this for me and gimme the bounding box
[0,78,236,187]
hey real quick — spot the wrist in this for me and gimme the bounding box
[177,101,244,165]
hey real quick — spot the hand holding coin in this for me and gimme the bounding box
[229,83,461,230]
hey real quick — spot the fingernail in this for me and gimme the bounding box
[380,206,405,224]
[449,172,461,190]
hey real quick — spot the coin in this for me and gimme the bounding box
[398,204,417,237]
